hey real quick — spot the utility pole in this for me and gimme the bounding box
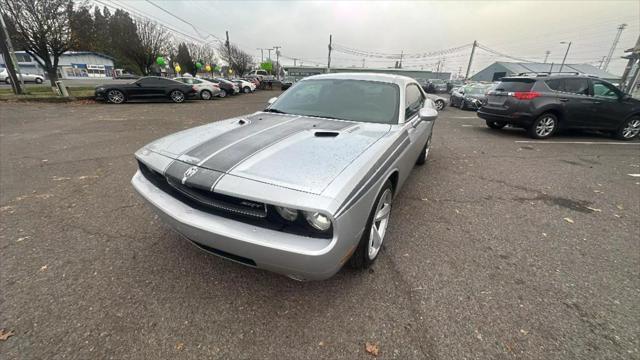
[436,59,441,73]
[465,40,477,80]
[327,34,332,73]
[598,56,606,69]
[273,45,281,81]
[256,48,266,62]
[543,50,550,63]
[603,24,627,71]
[559,41,572,72]
[293,58,297,66]
[225,31,231,78]
[0,12,23,94]
[399,50,403,69]
[619,34,639,93]
[267,48,272,61]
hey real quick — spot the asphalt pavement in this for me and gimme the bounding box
[1,92,638,359]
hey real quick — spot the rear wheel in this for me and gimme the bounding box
[486,120,506,129]
[527,113,557,139]
[243,86,251,93]
[35,78,43,84]
[434,100,445,111]
[200,90,212,100]
[615,117,640,140]
[106,89,125,104]
[349,180,394,269]
[170,90,185,103]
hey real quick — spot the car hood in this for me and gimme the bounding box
[143,112,391,194]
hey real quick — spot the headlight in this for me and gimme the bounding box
[97,87,105,91]
[275,206,298,221]
[304,211,331,231]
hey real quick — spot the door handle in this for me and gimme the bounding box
[559,98,569,102]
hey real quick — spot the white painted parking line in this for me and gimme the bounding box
[452,116,477,119]
[628,174,640,177]
[461,124,474,127]
[515,141,640,145]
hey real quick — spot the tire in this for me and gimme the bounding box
[615,116,640,140]
[170,90,185,103]
[200,90,212,100]
[35,78,43,84]
[349,180,394,269]
[460,99,466,110]
[527,113,558,139]
[219,89,227,98]
[106,89,125,104]
[416,134,432,166]
[243,86,251,94]
[486,120,506,129]
[434,100,445,111]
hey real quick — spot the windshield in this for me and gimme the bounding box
[269,79,400,124]
[465,85,488,95]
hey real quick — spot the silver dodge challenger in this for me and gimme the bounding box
[132,73,438,280]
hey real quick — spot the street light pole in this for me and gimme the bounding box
[559,41,572,73]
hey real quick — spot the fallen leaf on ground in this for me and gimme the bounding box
[318,341,324,346]
[0,329,15,341]
[586,207,601,212]
[175,342,184,350]
[39,265,48,272]
[563,218,574,224]
[616,204,624,210]
[365,342,380,357]
[520,329,528,335]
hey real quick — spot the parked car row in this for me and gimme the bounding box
[95,75,261,104]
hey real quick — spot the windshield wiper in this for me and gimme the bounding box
[264,108,288,114]
[303,114,347,121]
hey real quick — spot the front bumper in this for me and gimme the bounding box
[131,170,348,280]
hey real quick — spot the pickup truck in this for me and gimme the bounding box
[247,69,276,81]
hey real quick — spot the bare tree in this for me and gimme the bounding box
[126,19,171,75]
[1,0,72,87]
[186,42,217,68]
[218,42,254,77]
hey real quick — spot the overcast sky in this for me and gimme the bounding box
[109,0,639,76]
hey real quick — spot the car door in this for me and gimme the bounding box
[556,78,596,128]
[589,79,628,130]
[404,84,431,161]
[127,78,152,98]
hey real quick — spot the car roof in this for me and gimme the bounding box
[306,72,418,86]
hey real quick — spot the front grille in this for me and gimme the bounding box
[166,178,267,218]
[137,160,332,239]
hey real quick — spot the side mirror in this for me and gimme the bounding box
[419,107,438,122]
[267,97,278,105]
[135,82,142,87]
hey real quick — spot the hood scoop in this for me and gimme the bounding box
[314,131,340,137]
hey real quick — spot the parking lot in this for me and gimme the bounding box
[1,91,638,359]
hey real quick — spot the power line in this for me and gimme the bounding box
[144,0,223,43]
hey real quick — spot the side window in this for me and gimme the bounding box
[563,78,589,96]
[405,84,424,119]
[192,79,203,84]
[592,80,619,99]
[545,79,564,91]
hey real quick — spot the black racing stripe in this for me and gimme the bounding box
[185,114,287,161]
[335,133,410,217]
[164,160,224,191]
[199,117,352,172]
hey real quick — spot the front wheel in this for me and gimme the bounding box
[106,89,125,104]
[4,77,10,84]
[416,134,432,166]
[434,100,445,111]
[527,113,558,139]
[219,89,227,98]
[349,180,394,269]
[486,120,506,129]
[200,90,212,100]
[243,86,251,94]
[170,90,185,103]
[615,117,640,140]
[35,78,43,84]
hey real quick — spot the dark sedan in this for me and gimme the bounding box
[203,78,240,97]
[95,77,197,104]
[450,84,493,110]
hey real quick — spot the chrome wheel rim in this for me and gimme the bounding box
[219,90,226,98]
[535,116,555,137]
[171,91,184,102]
[107,90,124,103]
[435,100,444,110]
[201,91,211,100]
[622,119,640,139]
[368,189,392,260]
